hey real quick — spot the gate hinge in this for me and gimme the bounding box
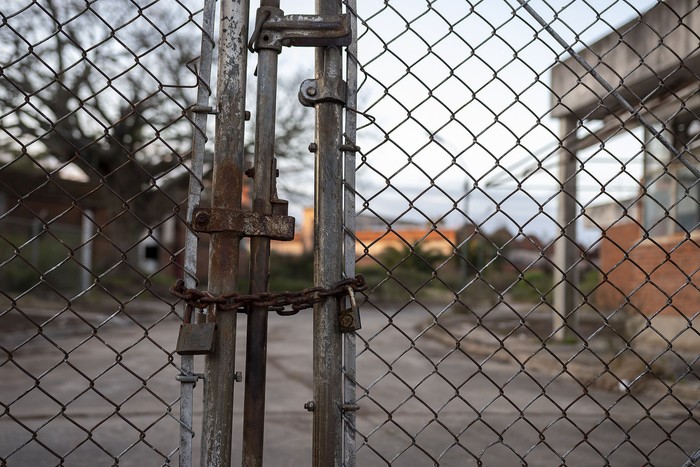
[298,40,347,106]
[299,76,347,107]
[250,6,352,52]
[192,207,295,241]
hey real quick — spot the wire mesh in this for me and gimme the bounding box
[347,0,700,465]
[2,0,700,465]
[0,0,208,464]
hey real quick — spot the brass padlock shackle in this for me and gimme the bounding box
[339,286,361,333]
[345,285,357,310]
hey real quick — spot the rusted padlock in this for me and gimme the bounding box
[176,304,216,355]
[339,286,361,333]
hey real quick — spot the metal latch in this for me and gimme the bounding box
[176,305,216,355]
[192,207,295,241]
[339,286,361,333]
[250,6,352,52]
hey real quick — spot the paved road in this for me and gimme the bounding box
[1,300,698,466]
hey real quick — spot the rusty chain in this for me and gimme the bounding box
[170,274,367,315]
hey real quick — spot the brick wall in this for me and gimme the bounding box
[599,221,700,317]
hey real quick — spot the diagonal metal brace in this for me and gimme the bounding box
[192,207,295,241]
[251,6,352,52]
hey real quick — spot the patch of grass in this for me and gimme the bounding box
[0,231,82,294]
[268,252,313,292]
[510,269,553,303]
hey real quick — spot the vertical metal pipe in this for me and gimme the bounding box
[201,0,249,465]
[553,116,579,341]
[79,209,94,292]
[342,1,358,465]
[179,1,217,465]
[313,1,344,465]
[242,1,280,465]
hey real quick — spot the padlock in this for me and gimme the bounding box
[339,286,361,333]
[176,304,216,355]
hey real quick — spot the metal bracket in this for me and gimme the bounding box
[250,7,352,52]
[192,207,295,241]
[176,373,205,384]
[299,77,347,107]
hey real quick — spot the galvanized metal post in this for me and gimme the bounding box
[242,1,280,465]
[200,0,249,465]
[79,209,94,292]
[179,1,216,465]
[313,0,344,465]
[342,1,358,465]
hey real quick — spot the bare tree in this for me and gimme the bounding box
[0,0,314,238]
[0,0,202,232]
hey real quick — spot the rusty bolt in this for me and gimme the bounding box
[244,110,251,121]
[304,401,315,412]
[194,211,210,226]
[306,86,317,96]
[234,371,243,383]
[308,143,318,153]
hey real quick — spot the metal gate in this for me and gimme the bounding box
[1,0,699,466]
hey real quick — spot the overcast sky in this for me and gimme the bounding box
[264,1,660,243]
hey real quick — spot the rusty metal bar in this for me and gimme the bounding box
[342,0,358,465]
[179,1,216,465]
[313,0,344,465]
[242,1,281,465]
[200,0,250,465]
[191,207,294,240]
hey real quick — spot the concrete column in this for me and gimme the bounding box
[553,116,579,341]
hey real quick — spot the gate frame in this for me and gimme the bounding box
[200,0,250,465]
[312,0,346,465]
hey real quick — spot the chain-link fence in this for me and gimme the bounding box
[2,0,700,466]
[0,0,208,464]
[348,0,700,465]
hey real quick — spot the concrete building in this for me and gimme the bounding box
[550,0,700,347]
